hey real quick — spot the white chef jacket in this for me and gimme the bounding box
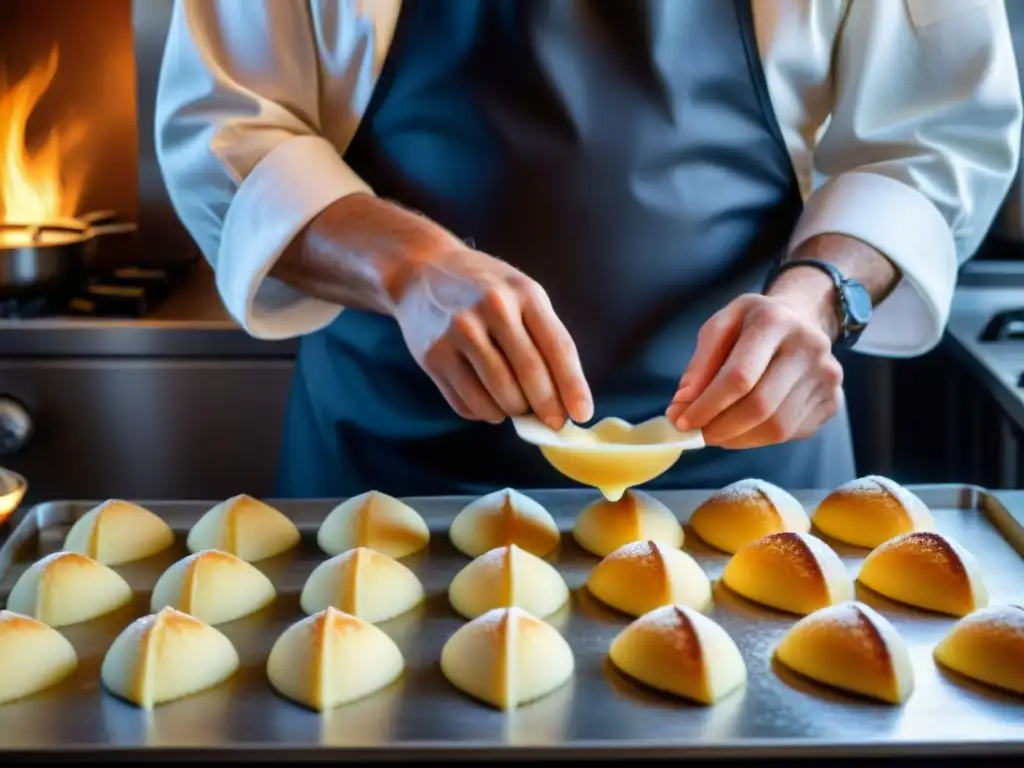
[154,0,1023,358]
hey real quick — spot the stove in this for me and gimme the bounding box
[0,262,194,320]
[979,308,1024,342]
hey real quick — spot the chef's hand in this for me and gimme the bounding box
[665,290,844,449]
[394,246,594,429]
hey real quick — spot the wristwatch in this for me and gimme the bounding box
[762,258,873,349]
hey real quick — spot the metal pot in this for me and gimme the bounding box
[0,210,138,298]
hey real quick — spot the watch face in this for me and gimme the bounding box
[844,281,873,329]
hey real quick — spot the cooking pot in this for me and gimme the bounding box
[0,210,138,298]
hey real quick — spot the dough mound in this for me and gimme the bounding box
[0,610,78,705]
[722,532,853,616]
[151,549,277,625]
[440,606,574,710]
[101,606,239,710]
[587,540,712,616]
[300,546,425,623]
[774,600,914,704]
[572,489,683,557]
[609,604,747,705]
[690,478,810,554]
[448,544,569,620]
[933,603,1024,696]
[62,499,174,566]
[7,551,133,628]
[267,607,405,712]
[811,476,934,549]
[187,494,300,563]
[449,488,560,558]
[857,531,988,617]
[317,490,430,559]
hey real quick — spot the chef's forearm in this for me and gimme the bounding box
[269,193,461,315]
[764,233,901,341]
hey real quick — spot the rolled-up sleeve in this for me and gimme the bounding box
[155,0,373,340]
[788,0,1023,357]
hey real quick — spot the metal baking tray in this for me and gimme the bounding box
[0,484,1023,761]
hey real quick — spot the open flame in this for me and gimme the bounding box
[0,46,87,224]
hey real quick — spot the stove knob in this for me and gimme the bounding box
[0,397,33,456]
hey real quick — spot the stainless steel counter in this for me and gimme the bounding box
[0,264,297,359]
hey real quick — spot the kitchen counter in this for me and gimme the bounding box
[944,260,1024,433]
[0,264,298,358]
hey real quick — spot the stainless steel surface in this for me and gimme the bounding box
[131,0,202,268]
[0,485,1022,759]
[0,359,292,503]
[0,395,32,457]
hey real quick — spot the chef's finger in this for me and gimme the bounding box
[430,373,475,421]
[678,319,787,430]
[671,304,745,408]
[445,354,506,424]
[520,289,594,425]
[699,355,804,445]
[716,388,822,450]
[481,294,569,430]
[450,311,530,416]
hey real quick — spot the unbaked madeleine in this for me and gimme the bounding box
[440,606,574,710]
[299,546,425,623]
[608,604,747,705]
[587,539,712,616]
[317,490,430,559]
[773,601,914,704]
[572,489,683,557]
[448,544,569,620]
[101,607,240,710]
[151,549,277,625]
[62,499,174,566]
[811,476,934,549]
[187,494,300,562]
[449,488,560,558]
[721,532,852,616]
[857,531,988,617]
[689,478,810,554]
[267,607,405,712]
[0,610,78,705]
[933,604,1024,696]
[7,551,132,628]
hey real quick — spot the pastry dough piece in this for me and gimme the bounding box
[187,494,300,562]
[689,478,810,554]
[0,610,78,705]
[317,491,430,559]
[101,607,239,710]
[572,489,683,557]
[512,415,704,502]
[267,607,405,712]
[609,604,746,704]
[62,499,174,566]
[722,532,853,616]
[300,547,425,623]
[449,488,561,558]
[933,604,1024,696]
[448,544,569,620]
[857,531,988,617]
[7,551,133,628]
[811,476,934,549]
[440,606,574,710]
[150,549,277,625]
[774,601,914,704]
[587,540,712,616]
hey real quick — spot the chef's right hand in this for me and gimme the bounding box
[392,246,593,430]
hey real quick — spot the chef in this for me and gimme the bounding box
[155,0,1021,498]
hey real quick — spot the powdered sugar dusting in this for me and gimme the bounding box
[752,532,821,582]
[962,604,1024,642]
[471,546,513,578]
[635,604,702,663]
[795,602,892,676]
[711,478,773,504]
[880,532,966,577]
[609,539,662,566]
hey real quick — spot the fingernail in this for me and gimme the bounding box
[574,399,594,423]
[674,415,690,430]
[544,415,566,430]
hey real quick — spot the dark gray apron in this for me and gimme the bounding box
[275,0,856,498]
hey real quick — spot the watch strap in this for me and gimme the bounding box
[762,258,863,348]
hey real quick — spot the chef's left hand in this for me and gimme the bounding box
[665,290,844,449]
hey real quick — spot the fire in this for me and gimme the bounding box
[0,46,87,224]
